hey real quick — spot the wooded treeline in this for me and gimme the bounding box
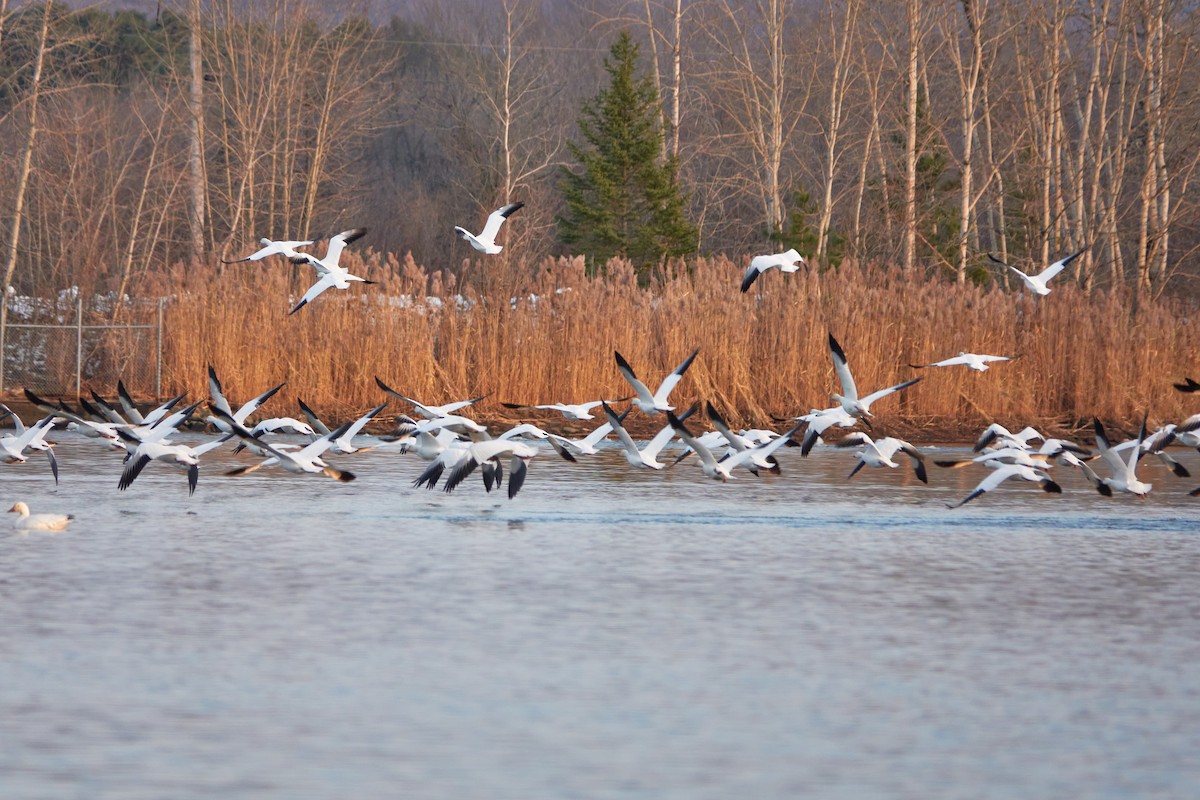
[2,0,1200,300]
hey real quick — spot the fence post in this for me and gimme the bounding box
[76,296,83,398]
[156,297,164,400]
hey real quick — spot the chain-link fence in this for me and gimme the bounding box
[0,297,164,399]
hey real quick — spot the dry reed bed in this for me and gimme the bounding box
[159,253,1199,437]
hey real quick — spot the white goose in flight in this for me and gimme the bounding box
[288,228,373,315]
[115,401,224,495]
[500,398,627,421]
[455,202,524,254]
[603,401,695,470]
[205,365,284,433]
[1092,418,1152,497]
[828,333,921,420]
[908,353,1017,372]
[835,432,928,483]
[0,408,60,482]
[545,421,614,457]
[947,463,1062,509]
[222,236,320,264]
[298,399,387,455]
[988,248,1085,296]
[89,381,187,429]
[215,408,357,482]
[23,388,124,449]
[666,411,802,482]
[795,406,859,456]
[290,269,374,316]
[116,428,226,496]
[375,377,485,421]
[740,248,805,293]
[438,439,538,499]
[614,348,699,415]
[703,402,783,475]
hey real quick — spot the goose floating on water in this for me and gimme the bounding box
[9,501,73,531]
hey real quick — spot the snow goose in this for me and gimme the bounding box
[796,406,860,456]
[704,402,783,475]
[1111,424,1191,479]
[740,248,805,293]
[0,408,60,483]
[455,202,524,254]
[1156,413,1200,453]
[908,353,1018,372]
[375,377,485,420]
[411,437,473,490]
[947,463,1062,509]
[222,236,320,264]
[115,403,226,495]
[114,380,191,428]
[935,447,1051,471]
[393,426,463,461]
[614,348,699,415]
[9,501,73,531]
[205,365,284,433]
[215,409,357,482]
[89,385,188,432]
[116,433,222,496]
[972,423,1045,452]
[439,439,538,498]
[545,421,614,457]
[289,228,367,275]
[289,268,374,316]
[297,399,385,455]
[828,333,921,420]
[228,414,317,455]
[1174,377,1199,393]
[23,389,124,449]
[412,427,548,492]
[666,411,801,482]
[286,228,373,314]
[603,400,695,470]
[500,398,628,421]
[1092,418,1152,498]
[835,432,928,483]
[988,248,1085,296]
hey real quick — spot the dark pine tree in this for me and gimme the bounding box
[558,31,695,277]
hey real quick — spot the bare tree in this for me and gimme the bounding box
[814,0,861,265]
[903,0,923,271]
[941,0,989,282]
[0,0,53,391]
[698,0,811,240]
[188,0,206,258]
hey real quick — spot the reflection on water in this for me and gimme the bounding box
[2,435,1199,798]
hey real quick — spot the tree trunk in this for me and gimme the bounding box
[903,0,920,271]
[188,0,207,260]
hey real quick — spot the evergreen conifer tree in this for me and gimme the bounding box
[558,31,695,274]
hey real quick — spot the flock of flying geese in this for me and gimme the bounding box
[4,212,1197,529]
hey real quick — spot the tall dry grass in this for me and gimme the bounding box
[155,252,1198,437]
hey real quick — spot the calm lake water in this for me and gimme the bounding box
[2,432,1199,799]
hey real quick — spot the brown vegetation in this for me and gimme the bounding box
[152,253,1197,439]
